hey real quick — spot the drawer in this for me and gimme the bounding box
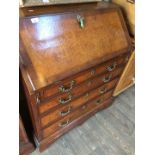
[39,66,124,114]
[40,78,118,127]
[40,53,129,101]
[42,91,113,138]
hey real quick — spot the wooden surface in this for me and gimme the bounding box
[112,0,135,36]
[20,5,131,93]
[20,53,128,151]
[39,78,118,116]
[42,90,114,127]
[113,51,135,96]
[30,86,135,155]
[38,53,128,102]
[20,3,131,151]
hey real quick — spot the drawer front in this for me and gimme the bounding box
[42,91,113,138]
[39,66,124,114]
[40,78,118,127]
[40,53,129,101]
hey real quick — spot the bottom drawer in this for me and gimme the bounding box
[42,90,113,138]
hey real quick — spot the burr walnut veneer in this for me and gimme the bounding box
[20,3,131,151]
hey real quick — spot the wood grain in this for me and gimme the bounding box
[40,53,128,101]
[38,66,124,115]
[20,3,131,152]
[39,77,119,116]
[20,7,131,92]
[41,89,114,128]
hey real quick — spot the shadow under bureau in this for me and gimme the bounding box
[19,3,131,152]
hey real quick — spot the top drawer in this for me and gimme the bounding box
[39,53,129,101]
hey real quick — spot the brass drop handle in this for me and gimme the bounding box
[77,15,85,28]
[59,107,71,116]
[107,63,117,72]
[59,95,72,104]
[59,80,76,93]
[99,87,107,94]
[96,99,103,105]
[102,74,112,83]
[59,119,70,127]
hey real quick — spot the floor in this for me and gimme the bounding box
[30,86,135,155]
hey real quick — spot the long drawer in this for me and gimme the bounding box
[40,53,129,101]
[42,91,113,138]
[40,78,118,128]
[39,66,123,114]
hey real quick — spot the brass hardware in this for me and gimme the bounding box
[99,87,107,94]
[81,105,87,110]
[77,15,85,28]
[107,63,116,72]
[102,74,112,83]
[59,95,72,104]
[59,80,76,92]
[59,119,70,127]
[96,99,103,105]
[91,69,96,75]
[59,107,71,116]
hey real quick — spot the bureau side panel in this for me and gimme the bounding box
[20,70,43,141]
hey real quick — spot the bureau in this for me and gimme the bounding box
[19,3,131,151]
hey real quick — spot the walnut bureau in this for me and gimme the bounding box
[19,3,132,151]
